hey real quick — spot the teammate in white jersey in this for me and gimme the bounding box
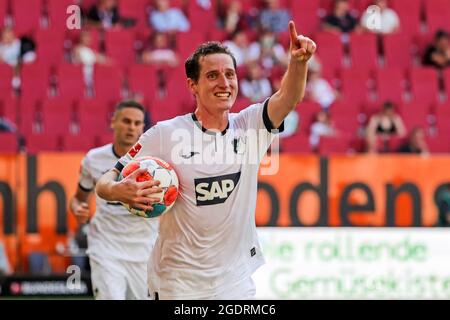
[96,21,316,299]
[70,101,160,300]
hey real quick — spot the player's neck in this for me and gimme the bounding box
[112,143,130,158]
[194,108,229,132]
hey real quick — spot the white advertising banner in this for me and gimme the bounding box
[253,228,450,299]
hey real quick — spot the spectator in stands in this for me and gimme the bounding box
[73,30,112,86]
[397,126,429,155]
[360,0,400,34]
[240,62,273,103]
[259,0,291,33]
[365,101,406,153]
[309,110,338,149]
[322,0,359,34]
[305,57,338,109]
[0,28,21,67]
[248,30,288,70]
[0,116,17,133]
[220,0,249,35]
[142,32,179,67]
[149,0,190,33]
[423,29,450,69]
[87,0,120,29]
[223,30,253,67]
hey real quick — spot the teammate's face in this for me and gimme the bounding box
[188,53,238,113]
[111,107,145,147]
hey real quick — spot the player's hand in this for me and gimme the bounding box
[288,20,316,63]
[72,201,90,224]
[119,167,163,211]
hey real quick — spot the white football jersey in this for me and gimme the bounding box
[116,100,282,298]
[79,144,159,263]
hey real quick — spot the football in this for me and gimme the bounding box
[119,156,179,218]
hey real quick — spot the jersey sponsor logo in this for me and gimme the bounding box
[128,143,142,159]
[194,172,241,206]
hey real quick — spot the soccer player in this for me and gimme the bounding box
[70,101,159,300]
[96,20,316,299]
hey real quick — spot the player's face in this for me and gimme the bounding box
[111,107,145,147]
[189,53,238,113]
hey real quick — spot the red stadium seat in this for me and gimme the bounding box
[313,32,344,77]
[374,68,406,105]
[340,68,372,105]
[61,135,96,152]
[24,133,61,153]
[296,101,322,135]
[435,102,450,120]
[128,64,158,101]
[291,0,321,36]
[41,99,75,135]
[118,0,150,30]
[34,29,66,67]
[11,0,42,36]
[331,112,360,136]
[281,133,311,154]
[186,0,216,36]
[0,63,13,98]
[409,68,440,104]
[0,0,7,28]
[55,64,86,100]
[424,0,450,35]
[47,0,79,29]
[104,29,137,67]
[20,63,51,101]
[426,135,450,153]
[349,33,379,68]
[233,97,253,113]
[77,98,112,134]
[382,34,414,69]
[443,69,450,100]
[175,31,206,61]
[0,133,19,152]
[398,102,432,132]
[150,95,186,123]
[390,0,422,37]
[93,65,124,101]
[318,135,352,155]
[436,114,450,136]
[0,96,18,123]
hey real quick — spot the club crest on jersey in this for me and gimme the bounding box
[194,172,241,206]
[128,143,142,158]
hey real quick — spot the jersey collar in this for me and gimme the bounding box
[191,113,229,136]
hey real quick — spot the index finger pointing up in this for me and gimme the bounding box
[289,20,298,44]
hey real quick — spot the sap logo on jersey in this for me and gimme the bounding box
[194,172,241,206]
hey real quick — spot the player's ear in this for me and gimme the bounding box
[187,78,197,96]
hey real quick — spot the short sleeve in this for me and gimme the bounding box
[114,124,162,173]
[79,155,95,192]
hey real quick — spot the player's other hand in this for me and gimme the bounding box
[72,201,90,224]
[289,20,316,63]
[118,167,163,211]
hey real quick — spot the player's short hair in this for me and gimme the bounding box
[115,100,145,114]
[185,42,237,82]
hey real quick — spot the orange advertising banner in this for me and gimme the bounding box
[1,153,450,272]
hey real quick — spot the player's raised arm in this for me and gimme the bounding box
[96,167,162,211]
[268,20,317,128]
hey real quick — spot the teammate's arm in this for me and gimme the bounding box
[268,20,317,128]
[70,187,91,224]
[96,168,162,211]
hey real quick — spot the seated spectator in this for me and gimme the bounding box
[149,0,190,33]
[87,0,120,29]
[259,0,291,33]
[360,0,400,34]
[309,110,338,149]
[397,126,429,155]
[72,30,112,86]
[305,57,338,109]
[248,30,288,70]
[322,0,359,34]
[365,101,406,153]
[423,29,450,69]
[0,28,21,67]
[240,62,273,103]
[221,0,250,35]
[223,31,253,67]
[142,32,179,67]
